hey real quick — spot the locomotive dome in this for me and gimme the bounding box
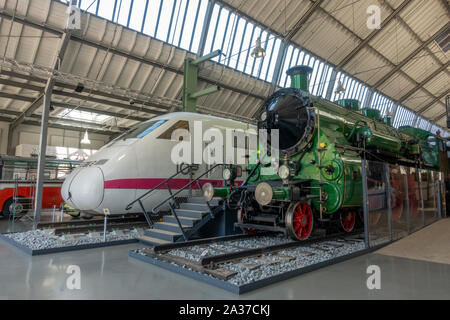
[258,66,316,156]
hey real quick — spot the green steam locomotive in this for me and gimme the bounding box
[202,65,447,240]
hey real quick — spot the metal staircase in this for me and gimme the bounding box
[139,197,220,245]
[125,164,225,245]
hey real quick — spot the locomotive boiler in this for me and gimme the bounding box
[202,65,445,240]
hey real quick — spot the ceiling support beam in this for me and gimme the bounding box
[54,102,147,122]
[398,61,450,104]
[0,10,266,102]
[7,29,72,158]
[373,22,450,89]
[325,69,338,100]
[33,78,53,224]
[0,69,171,114]
[32,2,75,223]
[268,40,288,96]
[0,78,43,91]
[419,91,448,115]
[337,0,412,69]
[284,0,324,41]
[197,0,216,57]
[52,90,166,116]
[0,109,125,134]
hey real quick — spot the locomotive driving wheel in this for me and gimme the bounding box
[237,207,258,235]
[286,202,314,240]
[340,210,356,232]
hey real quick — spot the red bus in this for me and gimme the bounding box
[0,156,81,217]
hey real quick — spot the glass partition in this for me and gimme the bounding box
[439,172,447,218]
[408,167,424,233]
[388,165,408,240]
[421,170,438,226]
[366,161,390,246]
[362,160,444,247]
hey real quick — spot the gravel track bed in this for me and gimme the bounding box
[135,234,365,286]
[2,228,144,250]
[167,235,293,262]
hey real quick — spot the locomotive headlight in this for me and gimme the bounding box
[202,183,215,202]
[260,111,267,121]
[278,165,290,180]
[222,168,232,181]
[255,182,273,206]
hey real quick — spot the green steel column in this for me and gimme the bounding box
[182,50,222,113]
[183,58,198,113]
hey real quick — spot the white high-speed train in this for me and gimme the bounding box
[61,112,255,217]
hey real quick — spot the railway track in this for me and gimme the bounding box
[140,230,365,281]
[37,215,148,235]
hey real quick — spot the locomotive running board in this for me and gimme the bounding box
[234,222,287,233]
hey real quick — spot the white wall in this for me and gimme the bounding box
[0,121,112,156]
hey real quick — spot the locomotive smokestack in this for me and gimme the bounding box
[286,66,313,93]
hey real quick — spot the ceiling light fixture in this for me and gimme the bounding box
[81,130,91,145]
[251,37,266,59]
[335,80,346,95]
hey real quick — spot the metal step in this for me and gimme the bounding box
[175,209,208,219]
[163,215,200,227]
[154,222,191,233]
[179,202,210,211]
[188,197,219,206]
[145,228,183,242]
[137,235,170,246]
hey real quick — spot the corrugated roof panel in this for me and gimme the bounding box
[400,0,448,41]
[378,72,416,100]
[370,20,422,64]
[322,0,393,40]
[292,10,360,66]
[423,71,450,96]
[423,103,445,119]
[428,42,449,64]
[405,88,435,110]
[343,47,394,86]
[27,0,51,23]
[401,48,441,83]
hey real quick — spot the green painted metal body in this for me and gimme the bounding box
[290,74,309,92]
[214,93,442,216]
[399,126,440,167]
[334,99,360,112]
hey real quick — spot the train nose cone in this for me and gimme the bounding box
[65,167,104,211]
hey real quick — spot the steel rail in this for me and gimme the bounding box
[53,222,148,236]
[200,230,364,267]
[37,215,144,229]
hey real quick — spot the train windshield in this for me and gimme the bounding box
[112,120,167,143]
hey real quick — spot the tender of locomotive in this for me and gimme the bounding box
[202,65,446,240]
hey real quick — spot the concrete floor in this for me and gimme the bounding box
[0,216,449,299]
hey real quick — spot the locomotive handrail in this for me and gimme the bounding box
[347,119,368,141]
[151,163,223,214]
[125,164,193,211]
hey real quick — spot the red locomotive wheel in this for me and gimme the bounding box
[237,207,258,235]
[286,202,314,240]
[340,211,356,232]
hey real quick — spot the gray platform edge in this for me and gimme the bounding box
[128,242,389,295]
[0,233,138,256]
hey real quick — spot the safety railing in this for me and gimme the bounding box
[125,165,198,228]
[150,164,224,241]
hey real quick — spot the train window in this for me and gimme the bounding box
[157,121,190,140]
[115,119,167,141]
